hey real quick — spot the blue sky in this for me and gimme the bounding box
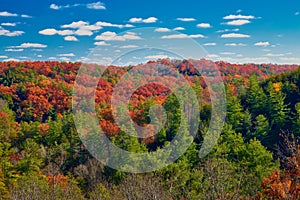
[0,0,300,64]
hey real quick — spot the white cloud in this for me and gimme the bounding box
[265,53,285,57]
[206,54,219,59]
[0,11,31,18]
[21,14,32,18]
[176,18,196,22]
[64,36,78,41]
[219,57,271,64]
[3,58,20,62]
[221,33,250,38]
[254,41,270,47]
[0,27,24,36]
[225,43,246,46]
[86,1,106,10]
[226,19,250,26]
[203,43,216,46]
[173,27,185,31]
[95,21,133,28]
[86,2,106,10]
[217,28,239,33]
[50,2,106,10]
[10,43,47,48]
[31,49,43,52]
[220,52,236,55]
[154,28,171,32]
[95,31,141,41]
[145,55,169,59]
[223,14,255,20]
[1,22,16,26]
[161,33,205,39]
[0,55,8,59]
[119,45,138,49]
[80,25,102,31]
[39,28,74,36]
[50,4,60,10]
[74,29,93,36]
[129,17,158,23]
[0,11,18,17]
[60,57,70,61]
[280,57,300,63]
[197,23,211,28]
[61,21,88,28]
[57,53,75,57]
[94,41,110,46]
[5,48,24,52]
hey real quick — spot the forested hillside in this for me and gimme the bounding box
[1,60,300,199]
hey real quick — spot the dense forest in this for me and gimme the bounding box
[1,60,300,199]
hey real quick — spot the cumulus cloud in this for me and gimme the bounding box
[280,57,300,63]
[64,36,78,41]
[129,17,158,23]
[145,55,169,59]
[0,27,24,36]
[254,41,270,47]
[223,14,255,20]
[206,54,219,59]
[50,4,60,10]
[197,23,212,28]
[61,21,88,29]
[95,21,133,28]
[225,43,246,46]
[216,28,239,33]
[3,58,20,62]
[154,28,171,32]
[220,52,236,55]
[0,11,18,17]
[1,22,16,26]
[57,53,75,57]
[94,41,110,46]
[264,53,285,57]
[221,33,250,38]
[0,55,8,59]
[161,33,205,39]
[203,43,216,46]
[227,57,271,63]
[74,29,93,36]
[225,19,250,26]
[86,2,106,10]
[21,14,32,18]
[0,11,31,18]
[5,48,24,52]
[39,28,74,36]
[176,18,196,22]
[60,57,70,61]
[60,21,132,36]
[9,43,47,48]
[50,2,106,10]
[119,45,139,49]
[95,31,141,41]
[173,27,185,31]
